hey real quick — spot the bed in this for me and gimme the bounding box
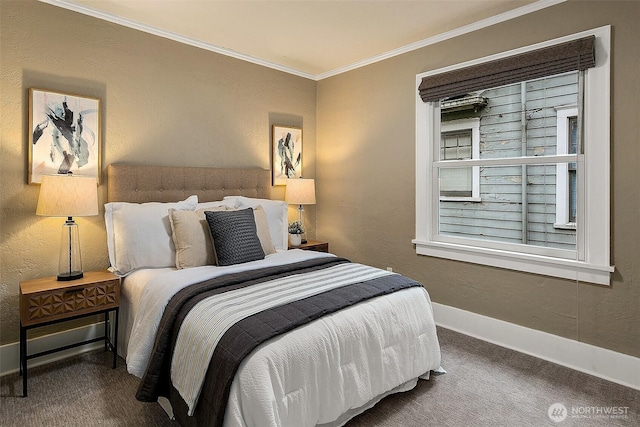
[108,164,442,427]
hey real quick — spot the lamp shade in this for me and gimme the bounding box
[36,174,98,217]
[285,178,316,205]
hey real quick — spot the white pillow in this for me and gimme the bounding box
[223,196,288,250]
[104,195,198,275]
[196,200,236,210]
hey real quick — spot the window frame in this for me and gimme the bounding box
[414,26,613,285]
[439,118,481,202]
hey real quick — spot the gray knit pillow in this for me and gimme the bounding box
[204,208,265,266]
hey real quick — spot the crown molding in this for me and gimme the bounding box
[315,0,566,80]
[40,0,565,81]
[38,0,316,80]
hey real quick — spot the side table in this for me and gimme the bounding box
[290,239,329,252]
[19,270,120,397]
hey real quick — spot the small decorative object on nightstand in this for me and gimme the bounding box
[290,239,329,253]
[288,220,304,247]
[19,270,120,397]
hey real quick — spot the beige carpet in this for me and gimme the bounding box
[1,327,638,426]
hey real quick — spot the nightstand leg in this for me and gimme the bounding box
[104,310,109,352]
[20,325,27,397]
[112,307,119,368]
[19,325,23,376]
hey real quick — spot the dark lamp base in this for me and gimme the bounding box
[57,271,84,281]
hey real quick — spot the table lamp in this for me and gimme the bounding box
[285,178,316,244]
[36,174,98,281]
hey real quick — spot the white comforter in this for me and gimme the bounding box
[121,250,441,426]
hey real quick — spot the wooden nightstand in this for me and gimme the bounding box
[19,270,120,397]
[290,239,329,252]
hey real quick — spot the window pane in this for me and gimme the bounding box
[525,73,579,157]
[457,146,472,158]
[568,117,578,155]
[568,116,578,169]
[441,130,472,160]
[438,164,576,250]
[440,167,472,197]
[569,170,577,223]
[440,72,579,160]
[568,116,578,223]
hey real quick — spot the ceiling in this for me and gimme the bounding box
[47,0,557,80]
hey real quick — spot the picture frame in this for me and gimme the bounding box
[28,88,101,184]
[272,125,302,186]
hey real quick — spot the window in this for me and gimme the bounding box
[414,27,613,285]
[555,106,578,229]
[440,118,480,201]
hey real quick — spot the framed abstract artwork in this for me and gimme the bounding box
[272,125,302,186]
[28,88,101,184]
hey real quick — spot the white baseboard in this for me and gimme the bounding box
[432,302,640,391]
[0,322,105,376]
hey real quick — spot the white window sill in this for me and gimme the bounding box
[412,239,613,286]
[553,222,577,230]
[439,197,482,202]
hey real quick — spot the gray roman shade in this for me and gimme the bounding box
[419,35,596,102]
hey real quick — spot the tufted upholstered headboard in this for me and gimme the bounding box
[107,164,272,203]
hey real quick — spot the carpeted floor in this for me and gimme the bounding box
[1,327,638,426]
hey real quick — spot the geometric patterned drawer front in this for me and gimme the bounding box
[25,280,118,323]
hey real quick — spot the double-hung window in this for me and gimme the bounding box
[440,118,480,201]
[414,27,613,285]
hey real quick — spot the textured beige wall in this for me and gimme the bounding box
[0,0,317,344]
[317,0,640,357]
